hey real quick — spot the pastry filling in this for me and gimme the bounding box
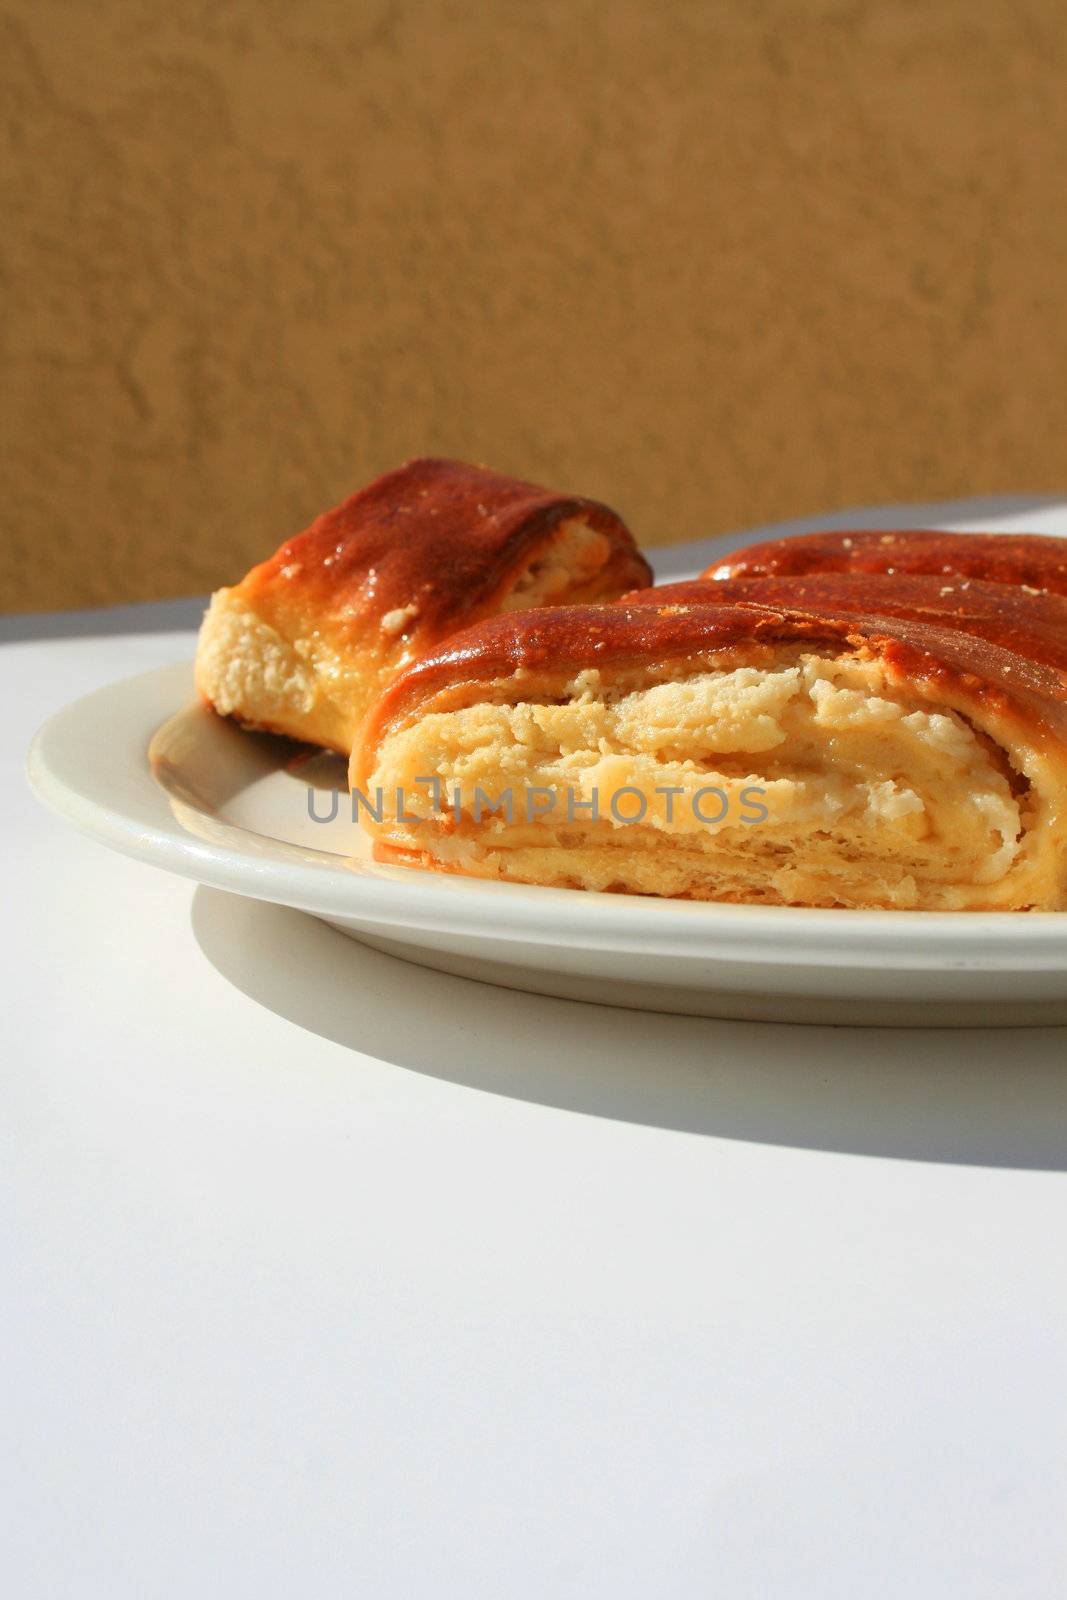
[364,652,1056,909]
[501,519,616,608]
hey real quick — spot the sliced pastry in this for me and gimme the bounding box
[353,599,1067,910]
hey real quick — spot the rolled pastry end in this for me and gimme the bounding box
[194,458,650,754]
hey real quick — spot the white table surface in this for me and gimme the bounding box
[6,500,1067,1599]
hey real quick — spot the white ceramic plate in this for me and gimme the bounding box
[29,654,1067,1027]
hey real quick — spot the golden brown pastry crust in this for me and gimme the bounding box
[245,457,649,639]
[705,528,1067,592]
[196,457,650,753]
[622,572,1067,677]
[358,599,1067,768]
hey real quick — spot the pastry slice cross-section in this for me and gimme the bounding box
[353,601,1067,910]
[195,457,650,753]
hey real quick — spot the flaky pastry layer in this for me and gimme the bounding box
[354,604,1067,910]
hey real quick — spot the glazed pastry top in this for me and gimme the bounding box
[623,571,1067,675]
[238,456,650,642]
[357,594,1067,778]
[704,528,1067,593]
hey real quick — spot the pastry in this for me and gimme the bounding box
[353,598,1067,910]
[705,527,1067,592]
[623,571,1067,673]
[195,457,650,753]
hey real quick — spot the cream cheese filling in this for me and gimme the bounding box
[365,654,1063,908]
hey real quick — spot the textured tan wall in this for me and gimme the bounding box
[2,0,1066,613]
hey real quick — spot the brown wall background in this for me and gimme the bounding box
[2,0,1065,613]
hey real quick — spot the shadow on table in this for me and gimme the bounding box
[192,887,1067,1172]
